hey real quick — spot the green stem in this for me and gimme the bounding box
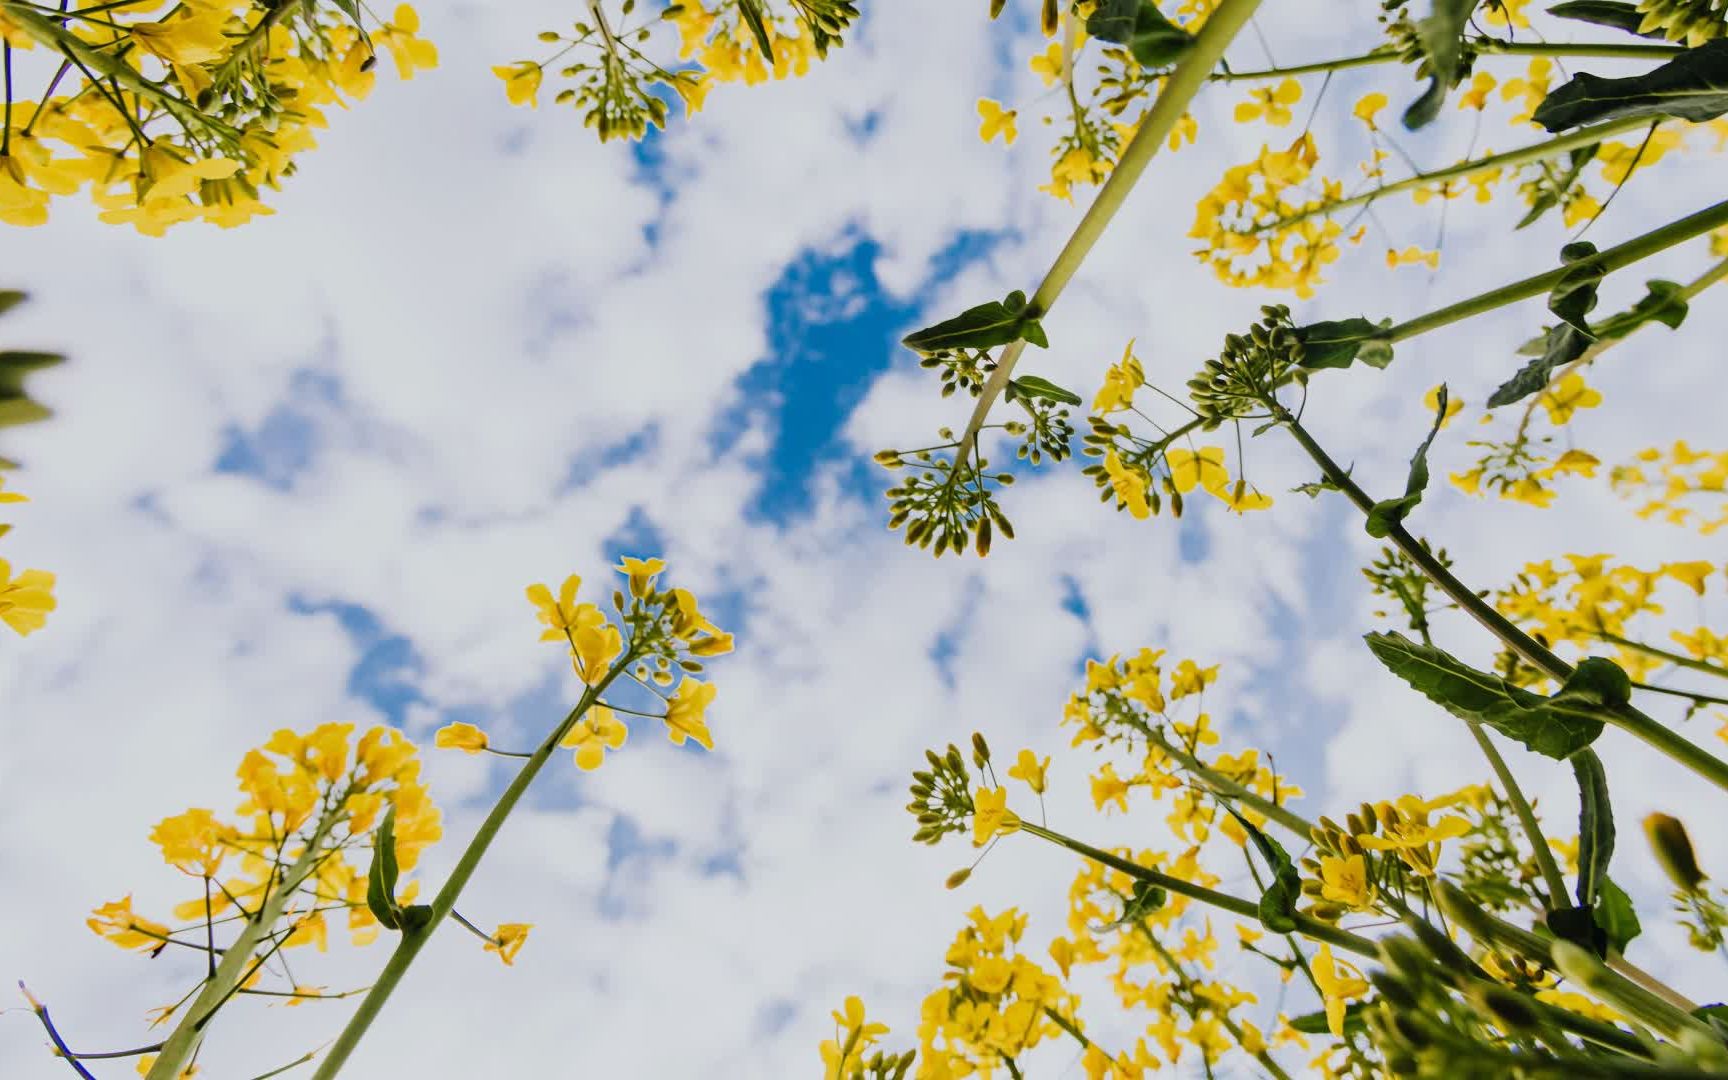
[311,671,624,1079]
[1043,1006,1092,1051]
[1280,415,1728,793]
[0,3,208,131]
[1142,726,1315,836]
[1634,679,1728,709]
[1213,39,1682,81]
[953,0,1264,466]
[1264,116,1650,233]
[1464,719,1570,911]
[1386,198,1728,344]
[1601,632,1728,683]
[1017,821,1378,957]
[145,815,343,1080]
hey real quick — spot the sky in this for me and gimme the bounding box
[3,1,1728,1076]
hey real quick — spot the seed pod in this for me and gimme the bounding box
[945,867,973,890]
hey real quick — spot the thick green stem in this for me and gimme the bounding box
[1602,632,1728,683]
[1142,726,1314,836]
[953,0,1264,465]
[1213,39,1682,81]
[1463,719,1570,910]
[311,672,623,1079]
[1017,821,1378,956]
[1385,198,1728,344]
[1265,117,1650,233]
[1280,416,1728,793]
[146,816,342,1080]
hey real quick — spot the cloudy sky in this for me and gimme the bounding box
[3,1,1727,1075]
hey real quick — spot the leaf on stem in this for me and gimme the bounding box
[1007,375,1082,406]
[1293,317,1394,371]
[1364,632,1629,759]
[736,0,777,63]
[1365,385,1448,537]
[1572,750,1614,912]
[1488,242,1604,407]
[1545,0,1668,38]
[902,290,1047,355]
[1533,40,1728,131]
[1404,0,1481,130]
[1226,807,1301,933]
[366,807,403,932]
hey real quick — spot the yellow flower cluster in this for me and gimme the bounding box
[1189,134,1343,296]
[1451,374,1605,508]
[435,557,731,771]
[1612,440,1728,534]
[1,2,435,232]
[0,474,53,636]
[88,722,442,983]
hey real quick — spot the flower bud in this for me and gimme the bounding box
[945,867,972,890]
[1644,812,1706,892]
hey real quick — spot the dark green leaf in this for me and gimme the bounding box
[1488,243,1604,407]
[0,291,24,318]
[1294,317,1394,371]
[1403,0,1481,130]
[1595,876,1642,955]
[1010,375,1082,406]
[1289,1002,1370,1035]
[1019,319,1049,349]
[1227,807,1301,934]
[1547,0,1668,37]
[1366,385,1448,537]
[1545,904,1605,954]
[365,806,403,932]
[1592,279,1689,340]
[400,904,435,934]
[1085,0,1141,42]
[1364,633,1625,758]
[903,293,1042,355]
[1125,1,1194,68]
[1572,749,1614,910]
[1516,144,1600,229]
[736,0,776,63]
[1692,1003,1728,1039]
[1533,40,1728,131]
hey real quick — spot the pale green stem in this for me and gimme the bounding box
[1464,719,1571,910]
[953,0,1265,466]
[311,667,626,1079]
[1280,415,1728,794]
[146,815,342,1080]
[1264,116,1650,233]
[1601,632,1728,684]
[1213,38,1683,81]
[1142,725,1314,836]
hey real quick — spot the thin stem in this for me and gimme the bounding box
[1142,726,1315,836]
[1212,39,1682,81]
[953,0,1265,466]
[1043,1006,1092,1051]
[1633,680,1728,709]
[311,664,630,1080]
[1279,415,1728,794]
[1386,198,1728,344]
[1017,821,1379,957]
[1601,632,1728,683]
[1464,720,1569,910]
[1264,116,1649,233]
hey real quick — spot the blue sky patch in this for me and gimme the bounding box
[287,593,426,724]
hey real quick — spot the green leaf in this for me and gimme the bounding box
[736,0,776,63]
[1533,40,1728,131]
[1226,807,1301,934]
[1366,385,1448,538]
[1403,0,1481,130]
[1085,0,1142,41]
[1545,903,1605,954]
[1294,317,1394,371]
[1488,242,1604,408]
[902,292,1043,355]
[365,806,404,932]
[1693,1003,1728,1039]
[1364,632,1626,759]
[1572,749,1614,911]
[1546,1,1668,38]
[1009,375,1082,406]
[1595,876,1642,955]
[1124,1,1194,69]
[1591,279,1690,340]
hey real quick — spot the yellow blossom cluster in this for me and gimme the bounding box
[1451,374,1605,508]
[1612,440,1728,534]
[87,722,443,1014]
[0,1,436,232]
[435,557,732,771]
[1189,134,1343,296]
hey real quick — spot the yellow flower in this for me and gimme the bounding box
[526,574,584,639]
[0,557,55,636]
[492,62,543,108]
[1234,78,1302,126]
[1312,945,1369,1036]
[434,722,489,754]
[1103,450,1151,519]
[1387,245,1440,270]
[570,610,623,683]
[485,923,532,965]
[1093,339,1144,413]
[1425,384,1463,428]
[1458,70,1498,111]
[1664,561,1715,595]
[1166,446,1228,493]
[822,996,890,1078]
[1008,749,1049,794]
[972,786,1021,845]
[88,897,172,952]
[617,555,666,597]
[1318,854,1373,909]
[150,809,231,877]
[1484,0,1532,27]
[129,9,231,67]
[1541,373,1603,425]
[1352,92,1388,129]
[977,98,1018,145]
[1029,42,1064,86]
[1170,659,1219,700]
[670,72,712,116]
[377,5,438,79]
[561,705,627,770]
[665,677,718,750]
